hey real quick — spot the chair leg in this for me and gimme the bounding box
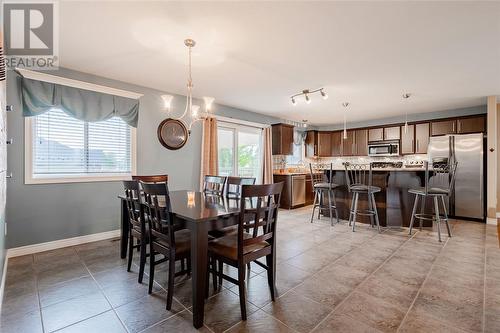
[148,252,155,294]
[419,197,426,231]
[127,233,134,272]
[310,190,318,223]
[348,192,355,226]
[441,196,452,237]
[317,190,322,220]
[351,192,359,232]
[265,254,275,301]
[218,260,223,287]
[138,238,147,283]
[367,192,374,228]
[136,238,141,252]
[328,189,333,226]
[332,191,340,224]
[408,194,420,235]
[166,252,175,310]
[434,196,442,242]
[371,193,380,233]
[238,263,247,320]
[206,257,210,299]
[212,257,218,294]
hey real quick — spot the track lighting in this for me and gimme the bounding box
[290,88,327,106]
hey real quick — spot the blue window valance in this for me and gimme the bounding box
[21,77,139,127]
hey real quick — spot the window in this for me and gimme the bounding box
[217,122,262,182]
[25,108,136,184]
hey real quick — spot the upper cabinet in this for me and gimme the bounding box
[431,119,457,136]
[368,128,383,142]
[384,126,400,141]
[317,131,332,157]
[355,129,368,156]
[342,130,356,156]
[271,123,294,155]
[400,124,415,154]
[331,131,342,157]
[457,116,486,134]
[431,115,486,136]
[415,123,430,154]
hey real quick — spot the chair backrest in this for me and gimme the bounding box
[141,182,175,248]
[123,180,142,229]
[237,182,284,260]
[203,175,227,195]
[424,161,458,194]
[344,162,373,191]
[132,175,169,183]
[226,176,256,197]
[309,163,333,187]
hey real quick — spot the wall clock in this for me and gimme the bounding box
[157,118,189,150]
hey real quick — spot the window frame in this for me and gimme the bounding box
[24,115,137,184]
[217,120,263,183]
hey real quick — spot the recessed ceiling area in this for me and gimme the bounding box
[58,1,500,125]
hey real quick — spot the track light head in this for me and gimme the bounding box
[321,90,328,100]
[291,97,297,106]
[305,94,311,104]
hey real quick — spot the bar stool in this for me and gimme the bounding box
[310,163,340,226]
[344,162,381,232]
[408,161,457,242]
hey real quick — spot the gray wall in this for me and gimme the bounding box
[6,68,282,248]
[316,105,486,131]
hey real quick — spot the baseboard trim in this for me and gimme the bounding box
[6,229,121,258]
[487,217,498,225]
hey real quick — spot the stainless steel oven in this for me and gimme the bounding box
[368,142,400,157]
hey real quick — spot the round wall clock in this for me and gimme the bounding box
[157,118,189,150]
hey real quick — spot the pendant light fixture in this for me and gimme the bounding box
[160,39,215,133]
[402,93,411,134]
[342,102,349,139]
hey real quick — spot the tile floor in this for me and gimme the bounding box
[1,207,499,333]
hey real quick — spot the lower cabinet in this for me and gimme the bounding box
[305,174,314,205]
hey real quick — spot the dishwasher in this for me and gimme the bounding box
[291,174,306,207]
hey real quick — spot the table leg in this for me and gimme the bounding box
[190,222,208,329]
[120,199,129,259]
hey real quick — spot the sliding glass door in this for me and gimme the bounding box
[217,123,262,182]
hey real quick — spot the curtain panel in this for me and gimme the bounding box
[21,77,139,127]
[262,126,274,184]
[200,117,219,190]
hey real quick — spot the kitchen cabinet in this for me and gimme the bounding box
[431,119,457,136]
[331,131,342,156]
[384,126,400,141]
[342,130,356,156]
[273,174,306,209]
[400,124,415,154]
[355,129,368,156]
[368,128,384,142]
[271,123,294,155]
[415,123,430,154]
[305,174,314,205]
[457,116,486,134]
[317,131,332,157]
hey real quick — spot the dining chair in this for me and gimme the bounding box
[344,162,381,232]
[203,175,227,196]
[408,161,457,242]
[226,176,256,197]
[208,182,284,320]
[141,181,191,310]
[132,174,169,183]
[123,180,149,283]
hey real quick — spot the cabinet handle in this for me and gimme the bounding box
[457,120,461,133]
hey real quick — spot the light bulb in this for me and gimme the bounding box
[305,94,311,104]
[203,96,215,112]
[321,90,328,100]
[343,128,347,139]
[404,121,408,133]
[291,97,297,106]
[161,95,173,111]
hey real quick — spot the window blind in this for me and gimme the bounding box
[32,108,131,176]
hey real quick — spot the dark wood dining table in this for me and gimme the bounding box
[118,190,276,328]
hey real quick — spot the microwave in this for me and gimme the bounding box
[368,142,400,156]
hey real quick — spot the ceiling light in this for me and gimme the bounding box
[321,90,328,100]
[305,94,311,104]
[161,94,173,110]
[342,102,349,139]
[291,97,297,106]
[402,93,411,134]
[289,88,327,106]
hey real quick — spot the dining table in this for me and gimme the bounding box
[118,190,277,328]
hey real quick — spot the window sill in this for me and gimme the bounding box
[25,174,132,185]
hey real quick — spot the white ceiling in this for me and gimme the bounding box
[59,1,500,125]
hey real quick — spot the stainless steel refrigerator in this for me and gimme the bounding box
[427,134,484,220]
